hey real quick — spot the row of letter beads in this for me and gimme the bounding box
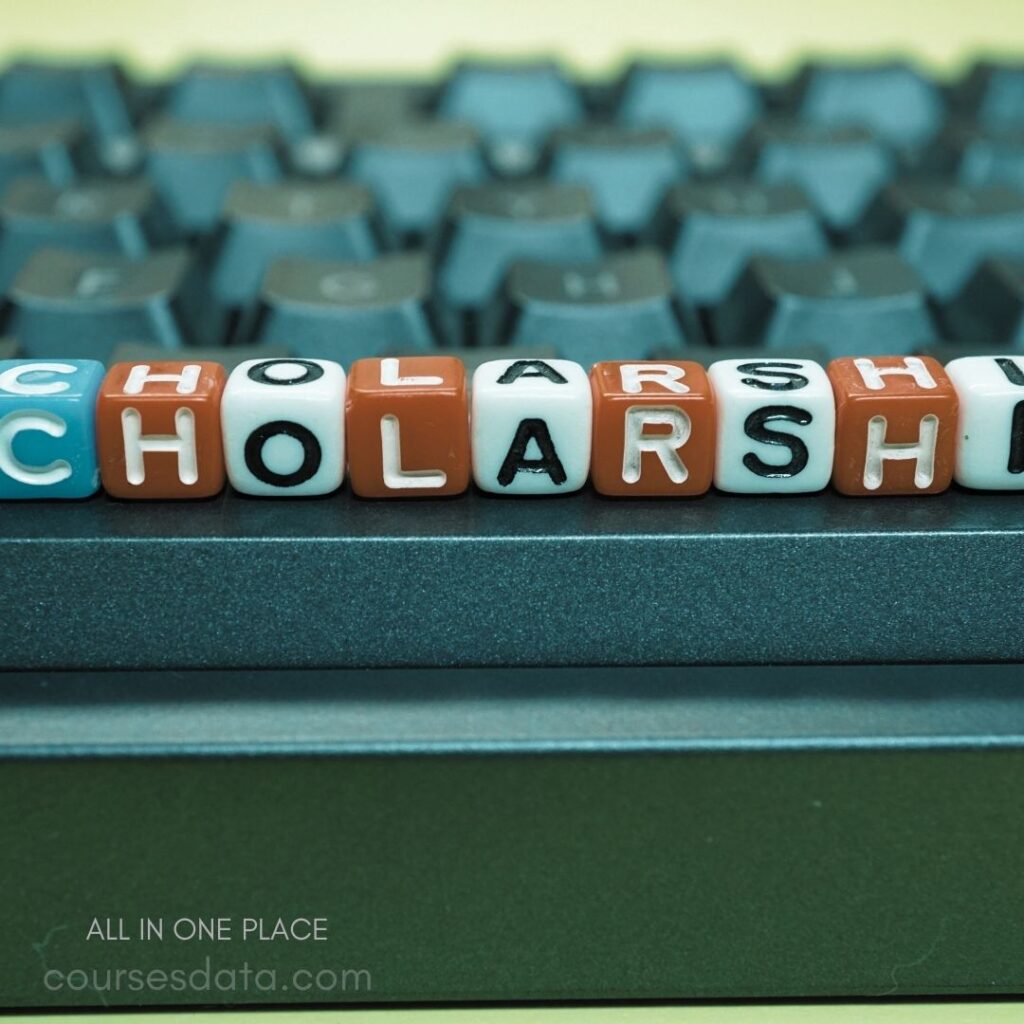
[0,354,1022,499]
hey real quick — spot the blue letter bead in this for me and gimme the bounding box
[0,360,105,498]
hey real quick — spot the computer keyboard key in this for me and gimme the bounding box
[0,177,173,289]
[707,358,836,493]
[0,120,85,193]
[946,124,1024,192]
[828,355,958,496]
[208,180,379,307]
[323,81,431,133]
[110,340,293,371]
[348,121,486,240]
[0,358,105,499]
[958,62,1024,131]
[654,181,828,305]
[250,252,438,360]
[945,354,1024,489]
[589,359,715,496]
[142,118,284,233]
[942,258,1024,347]
[471,357,592,494]
[616,60,761,165]
[164,63,316,143]
[436,181,602,322]
[548,125,687,236]
[744,121,895,231]
[1,247,205,361]
[96,360,227,499]
[792,61,945,148]
[498,250,687,361]
[346,356,470,497]
[221,357,347,497]
[438,60,582,173]
[860,182,1024,297]
[712,248,939,356]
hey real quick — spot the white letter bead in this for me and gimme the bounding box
[946,355,1024,490]
[708,359,836,493]
[221,358,346,496]
[471,359,592,495]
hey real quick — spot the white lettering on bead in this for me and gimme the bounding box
[0,362,76,396]
[854,357,936,391]
[123,364,201,396]
[618,364,690,395]
[379,358,443,387]
[121,407,198,486]
[622,406,690,484]
[380,415,446,489]
[863,414,939,490]
[0,411,72,485]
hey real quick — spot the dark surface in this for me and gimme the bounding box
[2,486,1023,670]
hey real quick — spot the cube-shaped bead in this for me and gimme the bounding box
[946,355,1024,490]
[590,360,715,496]
[346,356,469,497]
[0,359,104,499]
[472,358,591,495]
[222,358,346,497]
[708,359,836,494]
[96,361,227,499]
[828,355,958,496]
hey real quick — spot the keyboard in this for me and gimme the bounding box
[4,55,1024,1011]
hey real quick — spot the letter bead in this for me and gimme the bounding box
[708,359,835,494]
[96,362,227,499]
[590,361,715,496]
[828,356,958,496]
[346,357,469,497]
[222,358,346,497]
[0,359,105,499]
[472,359,592,495]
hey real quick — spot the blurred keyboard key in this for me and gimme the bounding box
[712,248,939,356]
[436,181,602,330]
[860,181,1024,296]
[0,120,84,192]
[793,61,945,148]
[250,252,438,360]
[142,117,284,233]
[943,258,1024,348]
[109,340,293,370]
[0,247,206,361]
[616,60,761,165]
[959,62,1024,131]
[497,249,687,362]
[164,62,316,143]
[439,60,583,174]
[349,121,486,240]
[548,125,686,236]
[653,180,828,305]
[945,124,1024,192]
[0,177,173,289]
[208,180,379,307]
[745,121,895,231]
[324,81,431,134]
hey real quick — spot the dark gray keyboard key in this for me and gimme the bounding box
[548,125,687,236]
[436,182,602,327]
[0,120,84,192]
[653,181,828,305]
[0,247,207,361]
[497,250,687,362]
[860,182,1024,296]
[943,258,1024,347]
[208,180,379,307]
[249,252,438,360]
[348,122,486,240]
[0,177,173,289]
[793,61,944,148]
[945,124,1024,192]
[323,81,431,134]
[616,60,761,165]
[164,63,315,143]
[711,247,940,356]
[745,121,895,231]
[142,117,284,233]
[110,340,293,370]
[959,62,1024,131]
[438,60,582,173]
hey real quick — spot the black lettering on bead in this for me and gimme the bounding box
[736,362,809,391]
[742,406,812,478]
[244,420,322,487]
[247,359,325,387]
[996,357,1024,388]
[496,360,568,385]
[497,419,567,486]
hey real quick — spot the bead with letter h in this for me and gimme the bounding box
[828,356,958,496]
[96,362,227,499]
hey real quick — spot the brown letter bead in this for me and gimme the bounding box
[345,356,470,498]
[828,355,958,496]
[96,362,227,499]
[589,361,715,496]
